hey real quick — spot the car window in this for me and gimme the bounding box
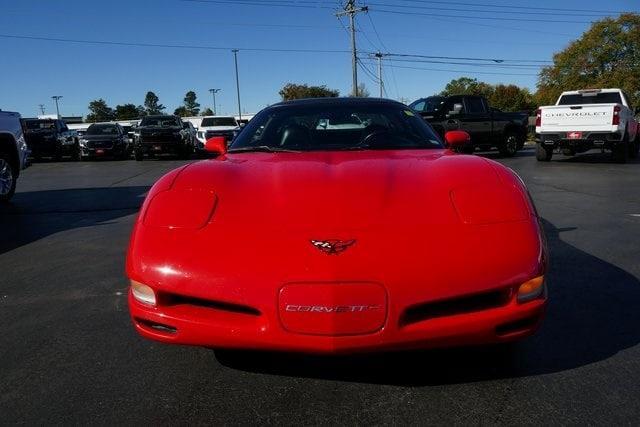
[231,103,442,151]
[201,117,238,127]
[465,97,486,114]
[558,92,623,105]
[410,100,426,112]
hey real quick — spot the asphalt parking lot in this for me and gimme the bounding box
[1,149,640,424]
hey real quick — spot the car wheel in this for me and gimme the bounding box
[612,142,628,163]
[499,133,518,157]
[0,153,17,203]
[536,143,552,161]
[72,145,82,162]
[134,149,144,161]
[628,135,639,159]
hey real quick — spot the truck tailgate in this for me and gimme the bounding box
[540,104,616,132]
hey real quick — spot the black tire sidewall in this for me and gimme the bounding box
[0,154,17,202]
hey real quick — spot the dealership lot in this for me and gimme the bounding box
[1,151,640,424]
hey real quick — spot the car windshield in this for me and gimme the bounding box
[86,124,118,135]
[201,117,237,127]
[24,120,55,130]
[558,92,623,105]
[140,116,181,127]
[410,97,446,114]
[230,102,443,152]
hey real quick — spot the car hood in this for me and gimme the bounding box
[167,149,532,230]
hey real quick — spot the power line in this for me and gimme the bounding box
[361,61,538,76]
[363,1,619,17]
[375,0,629,14]
[371,7,595,24]
[0,33,351,54]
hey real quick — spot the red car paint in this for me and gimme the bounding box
[127,145,547,353]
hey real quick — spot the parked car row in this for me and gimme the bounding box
[18,115,244,162]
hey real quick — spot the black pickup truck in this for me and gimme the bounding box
[409,95,528,156]
[133,115,193,161]
[22,118,80,161]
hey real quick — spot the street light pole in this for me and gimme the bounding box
[209,88,221,116]
[232,49,242,121]
[51,96,63,118]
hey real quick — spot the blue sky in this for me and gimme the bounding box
[1,0,638,118]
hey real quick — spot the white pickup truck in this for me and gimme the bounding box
[195,116,239,151]
[535,88,639,163]
[0,110,30,202]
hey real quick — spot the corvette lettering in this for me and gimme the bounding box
[285,304,382,313]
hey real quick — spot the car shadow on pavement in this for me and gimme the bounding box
[0,186,149,255]
[215,218,640,386]
[555,152,640,164]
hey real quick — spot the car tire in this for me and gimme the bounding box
[72,145,82,162]
[536,143,552,161]
[612,142,628,163]
[134,149,144,161]
[499,132,519,157]
[0,152,17,203]
[628,135,639,159]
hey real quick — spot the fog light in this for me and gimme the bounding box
[131,280,156,306]
[517,276,545,303]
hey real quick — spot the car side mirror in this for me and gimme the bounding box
[205,136,227,155]
[444,130,471,150]
[448,103,463,115]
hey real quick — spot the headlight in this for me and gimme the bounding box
[517,275,545,303]
[130,280,156,306]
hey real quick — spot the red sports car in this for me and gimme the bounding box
[127,98,547,353]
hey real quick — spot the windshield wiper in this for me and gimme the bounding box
[227,146,300,153]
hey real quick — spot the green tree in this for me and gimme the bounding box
[440,77,494,98]
[537,13,640,106]
[200,107,214,116]
[279,83,339,100]
[183,91,200,116]
[115,103,143,120]
[86,99,115,122]
[144,91,165,115]
[489,84,536,112]
[173,106,188,117]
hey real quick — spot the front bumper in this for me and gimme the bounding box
[536,132,624,152]
[137,141,184,154]
[128,285,546,354]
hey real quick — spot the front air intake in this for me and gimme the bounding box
[400,288,512,327]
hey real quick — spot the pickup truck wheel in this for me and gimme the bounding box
[628,138,639,159]
[612,142,628,163]
[499,133,518,157]
[536,143,553,161]
[0,155,17,202]
[134,149,144,161]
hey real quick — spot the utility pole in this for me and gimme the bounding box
[336,0,368,97]
[38,104,45,115]
[374,52,384,98]
[51,96,63,118]
[232,49,242,121]
[209,88,221,115]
